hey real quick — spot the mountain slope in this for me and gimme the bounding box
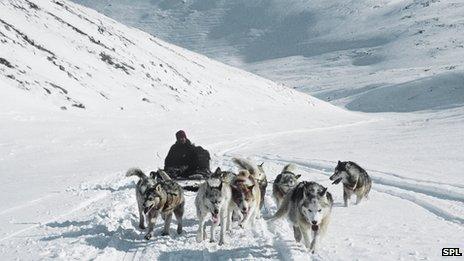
[72,0,464,112]
[0,0,346,119]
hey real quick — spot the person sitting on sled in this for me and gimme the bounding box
[164,130,210,179]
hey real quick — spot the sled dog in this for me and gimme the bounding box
[329,161,372,207]
[273,163,301,207]
[269,181,333,253]
[126,168,185,240]
[195,167,233,245]
[229,169,261,228]
[232,158,267,209]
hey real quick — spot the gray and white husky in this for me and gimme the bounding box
[273,164,301,208]
[126,168,156,229]
[269,181,333,253]
[329,161,372,207]
[195,167,233,245]
[126,168,184,240]
[233,158,267,210]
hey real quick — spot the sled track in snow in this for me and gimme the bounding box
[0,191,108,243]
[248,155,464,226]
[209,119,377,156]
[374,185,464,224]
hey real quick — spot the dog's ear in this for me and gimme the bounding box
[274,175,282,184]
[259,162,264,167]
[292,183,304,202]
[319,187,327,197]
[296,174,301,179]
[338,160,341,165]
[214,167,222,175]
[159,169,171,181]
[248,184,255,190]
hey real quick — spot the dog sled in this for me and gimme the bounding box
[150,167,210,192]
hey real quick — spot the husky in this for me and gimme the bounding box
[273,164,301,208]
[229,169,261,228]
[232,158,267,209]
[269,181,333,253]
[126,168,185,240]
[126,168,156,229]
[329,161,372,207]
[195,167,233,245]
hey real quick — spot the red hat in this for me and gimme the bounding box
[176,130,187,140]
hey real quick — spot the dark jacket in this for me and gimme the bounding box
[164,139,198,175]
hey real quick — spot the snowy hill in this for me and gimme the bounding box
[1,0,464,260]
[0,0,347,118]
[73,0,464,112]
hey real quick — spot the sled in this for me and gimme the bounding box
[151,168,210,192]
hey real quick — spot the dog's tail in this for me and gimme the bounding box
[282,163,296,174]
[126,168,148,181]
[233,157,260,177]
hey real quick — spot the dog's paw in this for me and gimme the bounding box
[161,231,170,236]
[144,233,152,240]
[209,238,216,243]
[219,238,225,245]
[177,228,183,235]
[196,234,203,243]
[139,224,146,230]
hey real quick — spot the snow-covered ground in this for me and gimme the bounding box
[1,0,463,260]
[1,109,463,260]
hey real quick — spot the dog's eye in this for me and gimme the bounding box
[308,209,312,213]
[318,209,322,212]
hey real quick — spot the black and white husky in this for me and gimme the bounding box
[273,164,301,208]
[126,168,184,240]
[126,168,157,230]
[269,181,333,253]
[195,167,233,245]
[329,161,372,207]
[232,158,267,210]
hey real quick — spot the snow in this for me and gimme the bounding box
[72,0,464,112]
[1,0,463,260]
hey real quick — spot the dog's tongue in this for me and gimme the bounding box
[311,225,319,231]
[212,214,219,224]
